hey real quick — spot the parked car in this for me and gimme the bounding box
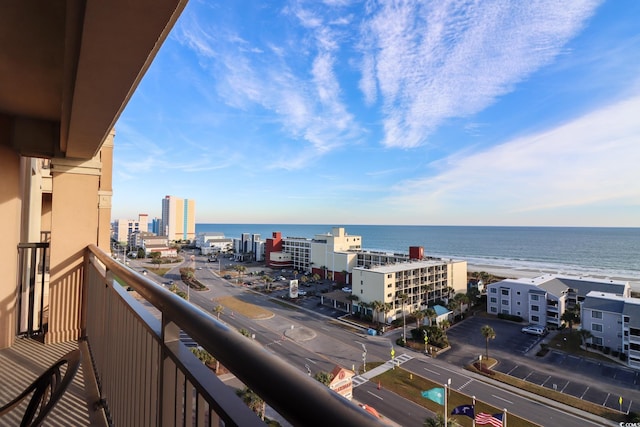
[297,290,307,296]
[342,287,352,293]
[223,275,232,280]
[521,325,547,336]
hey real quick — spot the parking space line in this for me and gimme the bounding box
[561,382,569,393]
[541,375,551,387]
[524,371,533,381]
[506,365,518,375]
[581,386,590,399]
[603,392,610,406]
[367,390,384,400]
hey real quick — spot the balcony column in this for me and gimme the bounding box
[46,154,103,344]
[0,146,22,349]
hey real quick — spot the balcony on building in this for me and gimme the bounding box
[0,3,382,426]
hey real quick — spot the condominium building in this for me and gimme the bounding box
[112,214,149,246]
[161,195,196,241]
[581,291,640,369]
[351,259,467,323]
[486,275,630,328]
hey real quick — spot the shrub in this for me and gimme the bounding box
[497,313,523,323]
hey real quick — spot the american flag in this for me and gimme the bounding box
[476,412,503,427]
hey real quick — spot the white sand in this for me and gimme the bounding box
[468,264,640,290]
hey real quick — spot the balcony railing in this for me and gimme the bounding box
[84,244,380,426]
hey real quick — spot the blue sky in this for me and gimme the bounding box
[113,0,640,227]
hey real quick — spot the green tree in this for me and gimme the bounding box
[212,305,224,319]
[262,275,274,292]
[151,251,162,265]
[414,310,426,329]
[578,329,593,349]
[314,371,334,386]
[481,324,496,360]
[423,414,453,427]
[236,387,265,420]
[561,308,580,335]
[425,307,437,326]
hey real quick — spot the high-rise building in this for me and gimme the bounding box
[112,214,149,246]
[161,195,196,241]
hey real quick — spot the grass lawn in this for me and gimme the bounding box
[374,368,537,427]
[147,267,171,276]
[214,296,274,320]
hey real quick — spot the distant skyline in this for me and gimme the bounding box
[112,0,640,227]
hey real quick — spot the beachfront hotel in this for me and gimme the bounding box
[351,258,467,324]
[486,275,631,329]
[0,4,376,426]
[111,214,149,246]
[161,195,196,241]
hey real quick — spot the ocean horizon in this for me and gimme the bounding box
[196,224,640,284]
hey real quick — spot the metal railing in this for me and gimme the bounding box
[16,242,49,337]
[84,244,381,426]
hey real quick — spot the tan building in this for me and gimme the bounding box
[112,214,149,245]
[161,195,196,241]
[352,259,467,324]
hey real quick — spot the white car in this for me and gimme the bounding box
[297,290,307,296]
[521,325,547,336]
[342,287,352,293]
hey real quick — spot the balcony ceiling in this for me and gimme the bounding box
[0,0,187,159]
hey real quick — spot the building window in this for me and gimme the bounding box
[490,297,497,303]
[501,289,509,295]
[517,302,520,305]
[531,294,539,301]
[532,315,539,322]
[517,312,521,316]
[531,305,539,312]
[517,291,520,295]
[501,300,509,305]
[593,337,603,346]
[490,288,497,294]
[592,310,602,319]
[592,323,603,332]
[501,309,509,314]
[490,307,497,313]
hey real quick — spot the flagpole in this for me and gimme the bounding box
[472,396,476,427]
[444,384,448,427]
[503,408,507,427]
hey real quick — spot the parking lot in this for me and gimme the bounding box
[442,315,640,414]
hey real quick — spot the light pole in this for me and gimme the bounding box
[361,343,367,373]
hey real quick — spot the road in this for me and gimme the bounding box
[131,256,615,427]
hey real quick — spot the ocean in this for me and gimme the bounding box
[196,224,640,284]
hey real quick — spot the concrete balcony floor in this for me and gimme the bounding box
[0,337,104,426]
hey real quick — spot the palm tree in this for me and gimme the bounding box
[578,329,593,349]
[561,308,579,335]
[424,414,452,427]
[425,307,437,326]
[414,310,426,329]
[212,305,224,319]
[236,387,265,420]
[371,300,383,327]
[440,319,450,330]
[262,275,274,292]
[481,324,496,360]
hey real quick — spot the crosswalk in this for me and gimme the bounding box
[352,353,413,387]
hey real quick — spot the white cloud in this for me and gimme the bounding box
[386,94,640,222]
[359,0,602,148]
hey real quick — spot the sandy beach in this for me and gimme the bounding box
[468,263,640,290]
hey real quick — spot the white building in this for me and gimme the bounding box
[112,214,149,246]
[195,233,232,255]
[486,275,630,328]
[581,291,640,369]
[141,235,176,257]
[351,258,467,324]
